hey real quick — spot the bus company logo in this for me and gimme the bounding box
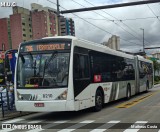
[1,1,17,7]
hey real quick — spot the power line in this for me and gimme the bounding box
[70,0,144,46]
[72,0,149,46]
[147,4,160,23]
[83,0,151,46]
[145,46,160,49]
[46,0,142,46]
[46,0,57,5]
[61,0,160,14]
[71,16,160,21]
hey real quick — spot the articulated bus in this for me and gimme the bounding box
[15,36,153,112]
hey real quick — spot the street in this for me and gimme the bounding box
[0,85,160,132]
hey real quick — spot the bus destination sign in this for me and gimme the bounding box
[21,43,71,52]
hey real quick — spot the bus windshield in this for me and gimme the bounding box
[17,52,70,88]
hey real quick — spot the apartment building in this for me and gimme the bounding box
[0,18,11,50]
[10,6,32,49]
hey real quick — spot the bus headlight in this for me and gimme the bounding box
[18,95,23,100]
[56,90,67,100]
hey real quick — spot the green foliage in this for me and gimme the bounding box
[153,60,160,75]
[154,76,160,82]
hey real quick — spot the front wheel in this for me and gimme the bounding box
[93,90,103,112]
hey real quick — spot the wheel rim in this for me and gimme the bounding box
[96,95,102,107]
[127,90,130,98]
[147,83,149,91]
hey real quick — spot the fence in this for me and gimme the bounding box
[0,86,15,118]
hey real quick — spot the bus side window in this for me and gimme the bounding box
[73,54,89,79]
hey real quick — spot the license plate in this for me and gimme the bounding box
[34,103,44,107]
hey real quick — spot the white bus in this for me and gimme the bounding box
[15,36,153,112]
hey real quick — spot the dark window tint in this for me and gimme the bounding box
[90,51,135,82]
[74,54,89,79]
[139,61,153,79]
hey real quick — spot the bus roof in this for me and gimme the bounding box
[43,36,134,59]
[42,36,77,40]
[137,55,153,63]
[21,36,151,62]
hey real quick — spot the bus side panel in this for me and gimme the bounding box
[66,40,76,111]
[135,56,140,94]
[137,57,154,92]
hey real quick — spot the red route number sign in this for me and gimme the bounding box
[94,75,102,82]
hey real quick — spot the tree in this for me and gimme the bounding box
[153,60,160,76]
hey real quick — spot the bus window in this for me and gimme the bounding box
[73,54,89,79]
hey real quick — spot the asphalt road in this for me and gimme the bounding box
[1,85,160,132]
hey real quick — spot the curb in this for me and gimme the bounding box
[154,84,160,87]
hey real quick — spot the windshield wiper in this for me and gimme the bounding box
[19,52,33,64]
[42,51,57,86]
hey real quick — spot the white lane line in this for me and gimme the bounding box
[108,120,121,124]
[58,120,95,132]
[90,129,106,132]
[135,121,148,123]
[123,121,148,132]
[90,120,120,132]
[54,121,69,123]
[2,118,24,123]
[28,120,43,124]
[27,120,69,132]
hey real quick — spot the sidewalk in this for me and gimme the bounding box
[0,107,34,121]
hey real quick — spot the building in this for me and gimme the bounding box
[60,16,75,36]
[31,3,58,39]
[10,6,32,49]
[0,3,75,50]
[103,35,120,50]
[152,52,160,59]
[0,18,11,50]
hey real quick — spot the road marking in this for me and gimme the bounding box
[54,121,70,123]
[116,93,154,108]
[58,120,95,132]
[90,120,120,132]
[28,120,43,124]
[2,118,24,123]
[27,120,69,132]
[135,121,148,123]
[108,120,120,123]
[123,121,148,132]
[90,129,106,132]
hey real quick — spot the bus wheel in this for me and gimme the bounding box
[94,90,103,112]
[126,85,131,100]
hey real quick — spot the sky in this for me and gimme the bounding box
[0,0,160,54]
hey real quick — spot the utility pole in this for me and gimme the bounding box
[140,28,145,52]
[57,0,60,36]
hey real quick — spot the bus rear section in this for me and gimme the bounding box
[136,55,154,93]
[15,38,76,112]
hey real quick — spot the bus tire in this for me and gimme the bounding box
[126,85,131,100]
[146,81,149,92]
[94,90,103,112]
